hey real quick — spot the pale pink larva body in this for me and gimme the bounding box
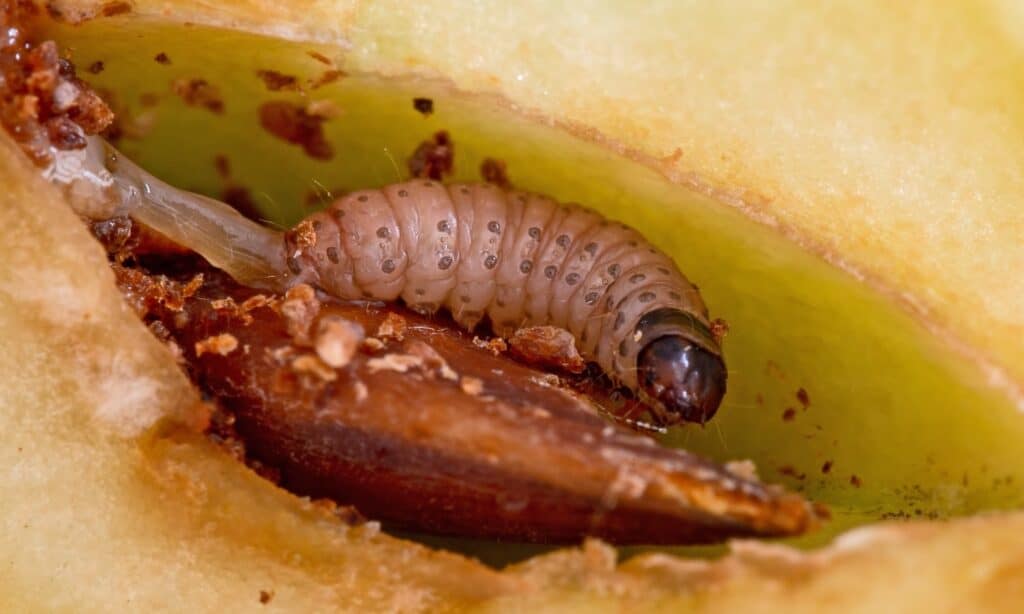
[284,179,727,423]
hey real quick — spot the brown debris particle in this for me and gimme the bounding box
[100,1,132,17]
[508,326,586,374]
[290,354,337,381]
[314,316,364,368]
[213,154,231,179]
[310,69,346,89]
[778,465,806,481]
[256,69,299,92]
[171,78,224,114]
[408,130,453,180]
[87,60,104,74]
[473,336,507,355]
[480,157,512,189]
[153,52,171,65]
[258,100,333,160]
[782,407,796,422]
[710,318,730,343]
[281,284,321,344]
[376,312,407,341]
[822,460,834,474]
[412,97,434,116]
[850,474,863,487]
[195,333,239,357]
[259,590,274,605]
[460,376,484,396]
[797,387,811,409]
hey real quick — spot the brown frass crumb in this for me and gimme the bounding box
[258,100,334,160]
[154,52,171,65]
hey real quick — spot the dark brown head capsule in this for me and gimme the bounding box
[635,309,726,425]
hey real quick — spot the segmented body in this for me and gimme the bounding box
[284,180,721,391]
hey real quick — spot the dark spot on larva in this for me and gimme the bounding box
[258,100,333,160]
[415,288,426,296]
[544,265,557,279]
[565,273,580,285]
[657,266,670,275]
[519,259,533,274]
[556,234,571,248]
[487,220,501,234]
[412,97,433,116]
[358,194,368,202]
[376,226,389,239]
[398,189,409,197]
[613,312,625,330]
[608,263,621,278]
[438,255,454,270]
[585,292,599,305]
[528,226,541,239]
[630,273,646,284]
[460,295,471,303]
[628,240,638,247]
[638,291,656,303]
[332,208,345,220]
[154,52,171,65]
[648,248,657,254]
[326,247,340,263]
[287,257,302,275]
[618,340,628,357]
[460,187,470,195]
[437,219,452,234]
[584,242,598,255]
[669,291,682,301]
[484,255,498,269]
[382,259,396,273]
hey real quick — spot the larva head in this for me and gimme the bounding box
[637,335,727,425]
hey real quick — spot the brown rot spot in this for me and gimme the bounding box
[437,220,452,234]
[286,257,302,275]
[822,460,834,474]
[154,52,171,65]
[797,387,811,409]
[850,475,863,488]
[544,265,557,279]
[412,97,433,116]
[584,292,600,305]
[438,255,454,270]
[638,291,656,303]
[584,242,599,255]
[376,226,389,239]
[487,220,501,234]
[358,194,369,202]
[782,408,796,421]
[519,259,533,274]
[172,78,224,114]
[256,69,299,92]
[565,273,581,285]
[528,226,541,239]
[100,1,132,16]
[618,340,629,357]
[608,263,621,278]
[258,100,333,160]
[398,189,409,197]
[382,259,396,274]
[87,60,104,74]
[326,247,340,264]
[613,312,626,330]
[556,234,571,248]
[408,131,453,180]
[480,157,512,189]
[484,255,498,269]
[630,273,646,284]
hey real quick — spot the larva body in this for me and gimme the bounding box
[287,180,727,424]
